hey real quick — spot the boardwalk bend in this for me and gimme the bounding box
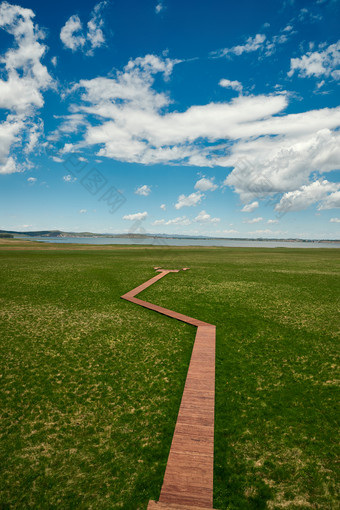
[121,268,218,510]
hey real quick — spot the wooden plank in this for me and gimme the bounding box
[148,500,219,510]
[121,269,217,509]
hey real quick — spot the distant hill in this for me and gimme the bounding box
[0,230,64,237]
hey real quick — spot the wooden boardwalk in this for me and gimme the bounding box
[121,269,217,509]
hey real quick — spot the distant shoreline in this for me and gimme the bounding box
[1,229,339,244]
[3,236,339,249]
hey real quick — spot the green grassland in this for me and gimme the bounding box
[0,242,339,509]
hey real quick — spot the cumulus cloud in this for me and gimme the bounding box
[57,52,340,211]
[155,2,164,14]
[0,2,53,174]
[123,211,148,221]
[219,78,243,94]
[275,179,340,212]
[283,24,293,32]
[217,34,266,57]
[243,217,263,224]
[249,229,283,235]
[160,203,166,210]
[65,54,288,167]
[135,184,151,196]
[268,219,279,224]
[318,190,340,210]
[27,176,36,183]
[330,217,340,222]
[79,209,87,213]
[153,216,191,226]
[167,217,190,225]
[194,210,220,223]
[86,1,107,54]
[63,174,76,182]
[213,27,294,60]
[194,177,217,192]
[224,126,340,203]
[223,229,239,234]
[64,53,290,167]
[241,201,259,212]
[175,191,204,209]
[60,15,85,51]
[288,40,340,80]
[60,1,107,55]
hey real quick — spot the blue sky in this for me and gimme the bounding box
[0,0,340,238]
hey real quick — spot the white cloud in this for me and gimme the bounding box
[123,211,148,221]
[241,201,259,212]
[219,79,243,94]
[153,216,191,226]
[27,176,36,183]
[160,203,166,210]
[264,34,290,57]
[86,1,107,54]
[25,125,40,154]
[65,55,289,166]
[214,27,294,60]
[75,75,286,162]
[63,174,76,182]
[52,114,88,139]
[60,15,86,51]
[275,180,340,212]
[79,209,87,214]
[166,216,191,225]
[224,126,340,203]
[223,229,238,234]
[59,53,340,211]
[0,6,52,111]
[52,156,63,163]
[135,184,151,196]
[155,2,164,14]
[217,34,266,57]
[51,56,57,67]
[268,219,279,224]
[0,155,16,175]
[175,191,204,209]
[194,177,217,192]
[60,1,107,55]
[249,229,282,235]
[288,40,340,79]
[0,2,53,174]
[318,190,340,210]
[330,217,340,222]
[243,217,263,224]
[194,210,220,223]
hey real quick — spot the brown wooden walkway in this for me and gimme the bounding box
[121,269,217,509]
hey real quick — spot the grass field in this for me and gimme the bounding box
[0,241,339,509]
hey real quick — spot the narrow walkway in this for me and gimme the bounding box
[121,269,217,509]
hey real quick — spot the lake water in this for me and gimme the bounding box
[25,237,340,249]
